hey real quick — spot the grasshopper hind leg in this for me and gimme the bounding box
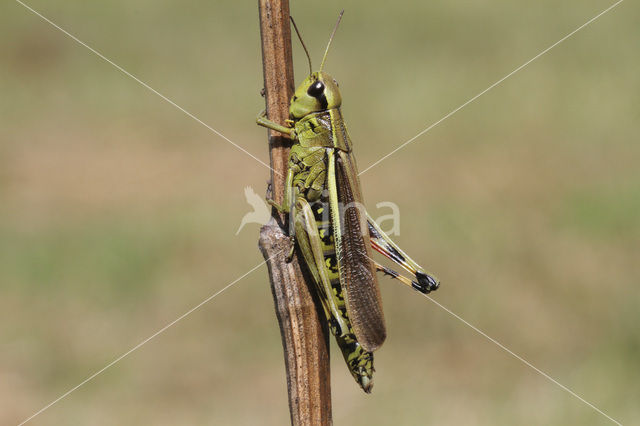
[293,197,349,336]
[367,214,440,293]
[294,197,376,392]
[373,261,435,294]
[414,271,439,293]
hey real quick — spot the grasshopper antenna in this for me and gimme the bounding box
[319,10,344,72]
[290,16,313,75]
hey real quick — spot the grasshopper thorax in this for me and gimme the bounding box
[289,71,342,120]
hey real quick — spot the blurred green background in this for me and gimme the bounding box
[1,0,638,424]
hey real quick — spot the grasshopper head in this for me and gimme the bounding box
[289,71,342,119]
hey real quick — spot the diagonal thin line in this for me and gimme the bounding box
[15,0,280,177]
[17,255,272,426]
[359,0,625,176]
[367,251,622,424]
[421,293,622,425]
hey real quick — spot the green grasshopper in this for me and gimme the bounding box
[257,12,439,392]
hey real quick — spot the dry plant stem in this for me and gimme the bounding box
[259,223,332,425]
[257,1,332,425]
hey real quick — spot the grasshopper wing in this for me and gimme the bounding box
[328,149,386,352]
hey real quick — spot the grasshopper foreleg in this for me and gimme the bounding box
[256,109,297,139]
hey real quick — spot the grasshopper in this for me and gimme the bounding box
[257,12,439,392]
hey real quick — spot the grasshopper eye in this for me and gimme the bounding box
[307,81,325,98]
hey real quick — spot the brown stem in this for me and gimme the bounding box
[257,1,332,425]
